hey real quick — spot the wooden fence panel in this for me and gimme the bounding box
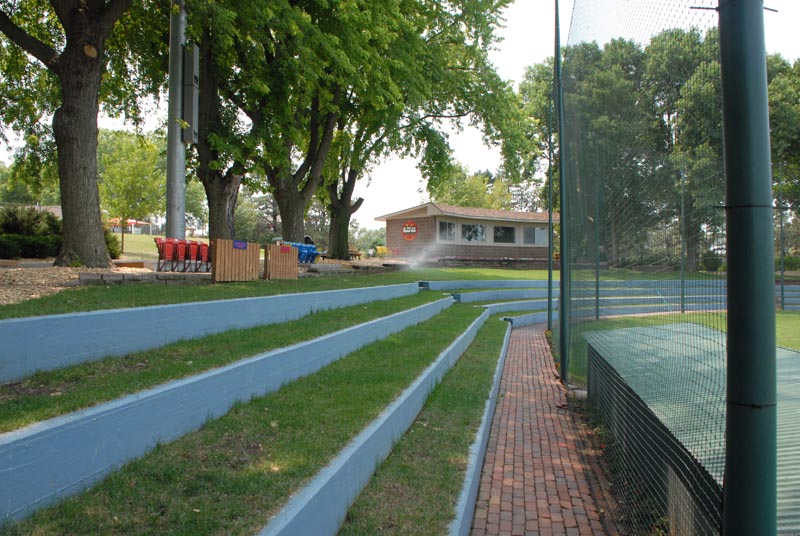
[266,243,298,280]
[212,239,261,282]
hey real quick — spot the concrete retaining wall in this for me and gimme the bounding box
[480,299,558,315]
[453,289,550,303]
[259,309,490,536]
[423,280,550,291]
[0,283,419,383]
[504,310,558,327]
[0,297,452,523]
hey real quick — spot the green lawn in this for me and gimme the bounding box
[0,267,555,320]
[0,293,443,433]
[1,304,484,536]
[338,316,508,535]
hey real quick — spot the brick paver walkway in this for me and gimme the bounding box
[470,325,610,536]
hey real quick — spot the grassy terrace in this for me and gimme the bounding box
[0,292,442,433]
[0,267,553,320]
[1,304,484,535]
[339,316,508,535]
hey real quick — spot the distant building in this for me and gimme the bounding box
[375,202,559,266]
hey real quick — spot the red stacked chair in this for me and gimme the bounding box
[198,242,211,272]
[154,238,167,271]
[174,240,188,271]
[186,241,200,272]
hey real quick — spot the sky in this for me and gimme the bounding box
[2,0,799,229]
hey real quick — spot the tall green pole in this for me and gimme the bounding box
[719,1,776,534]
[780,164,785,310]
[547,92,554,331]
[555,0,569,383]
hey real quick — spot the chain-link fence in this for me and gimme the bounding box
[556,0,731,532]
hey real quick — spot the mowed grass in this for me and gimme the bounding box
[0,304,483,536]
[0,293,443,433]
[776,310,800,350]
[0,267,553,320]
[338,316,508,536]
[116,232,209,260]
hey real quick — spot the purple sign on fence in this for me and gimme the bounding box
[233,240,247,250]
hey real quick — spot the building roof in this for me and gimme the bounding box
[375,202,559,223]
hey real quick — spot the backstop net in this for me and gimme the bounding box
[558,0,730,532]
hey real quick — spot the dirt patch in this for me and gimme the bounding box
[0,264,151,306]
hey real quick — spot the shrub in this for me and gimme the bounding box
[0,206,45,235]
[701,251,724,272]
[41,211,63,236]
[0,235,22,259]
[776,255,800,271]
[0,234,62,258]
[105,228,121,259]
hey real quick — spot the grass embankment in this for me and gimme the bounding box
[1,304,484,536]
[563,311,800,382]
[0,267,553,320]
[0,293,443,434]
[114,232,186,260]
[338,316,508,536]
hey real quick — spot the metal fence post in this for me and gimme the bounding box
[719,1,777,533]
[555,0,570,384]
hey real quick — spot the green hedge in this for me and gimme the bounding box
[0,234,62,259]
[0,235,22,259]
[776,255,800,271]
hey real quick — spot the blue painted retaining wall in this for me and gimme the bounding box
[480,299,558,315]
[454,289,550,303]
[0,297,452,523]
[259,309,491,536]
[449,321,512,536]
[0,283,419,383]
[423,280,550,291]
[504,310,559,327]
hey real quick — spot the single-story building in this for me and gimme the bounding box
[375,202,559,266]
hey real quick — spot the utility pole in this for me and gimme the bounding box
[166,0,187,239]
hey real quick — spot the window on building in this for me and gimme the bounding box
[461,223,486,243]
[493,226,516,244]
[523,226,548,245]
[439,221,456,242]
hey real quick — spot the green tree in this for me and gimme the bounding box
[97,130,164,252]
[323,0,524,259]
[769,56,800,209]
[428,165,512,209]
[0,1,166,266]
[352,226,386,254]
[185,178,208,236]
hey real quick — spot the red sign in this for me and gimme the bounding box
[401,221,418,241]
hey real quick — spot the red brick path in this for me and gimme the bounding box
[470,325,610,536]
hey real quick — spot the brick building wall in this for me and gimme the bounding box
[385,216,550,261]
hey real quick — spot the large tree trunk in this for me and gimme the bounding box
[52,27,110,267]
[266,96,338,243]
[201,172,241,240]
[196,25,242,241]
[273,179,310,242]
[327,169,363,259]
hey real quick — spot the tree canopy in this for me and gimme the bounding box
[0,0,166,266]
